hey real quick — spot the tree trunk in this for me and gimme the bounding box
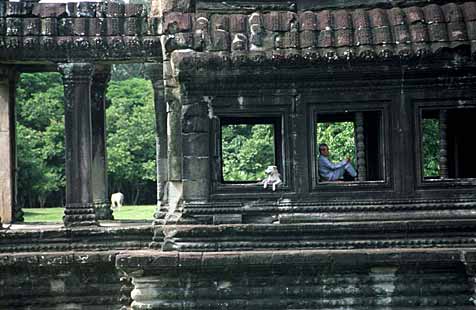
[133,186,140,205]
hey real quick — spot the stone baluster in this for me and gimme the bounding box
[439,109,448,179]
[91,65,112,220]
[59,63,97,226]
[355,112,366,181]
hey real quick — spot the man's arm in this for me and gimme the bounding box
[320,156,348,170]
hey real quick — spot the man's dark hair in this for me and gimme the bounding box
[318,143,328,154]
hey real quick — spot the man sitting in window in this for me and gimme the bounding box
[318,143,357,181]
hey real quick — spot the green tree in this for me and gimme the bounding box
[16,73,65,208]
[221,124,275,181]
[106,78,156,204]
[422,118,440,177]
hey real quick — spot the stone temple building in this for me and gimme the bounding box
[1,0,476,308]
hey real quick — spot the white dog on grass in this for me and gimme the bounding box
[261,165,282,191]
[111,192,124,209]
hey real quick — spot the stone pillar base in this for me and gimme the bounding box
[94,202,113,220]
[64,203,98,227]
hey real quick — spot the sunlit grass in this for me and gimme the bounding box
[23,205,156,223]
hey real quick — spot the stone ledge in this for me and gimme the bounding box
[116,247,476,272]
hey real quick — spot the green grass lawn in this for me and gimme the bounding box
[23,205,156,223]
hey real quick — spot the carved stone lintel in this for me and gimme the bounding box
[59,63,98,227]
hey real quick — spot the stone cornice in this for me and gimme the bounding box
[0,2,161,63]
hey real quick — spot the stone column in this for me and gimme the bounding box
[59,63,97,227]
[439,110,448,179]
[91,65,112,220]
[146,64,168,224]
[355,112,366,181]
[0,67,17,224]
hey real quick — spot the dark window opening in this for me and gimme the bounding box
[421,107,476,180]
[220,117,282,183]
[316,111,384,183]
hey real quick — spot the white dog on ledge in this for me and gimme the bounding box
[261,165,282,191]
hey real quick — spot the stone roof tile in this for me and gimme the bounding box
[462,2,476,21]
[333,10,351,30]
[368,8,388,28]
[299,11,317,31]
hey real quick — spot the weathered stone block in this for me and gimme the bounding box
[211,30,230,51]
[6,18,22,36]
[107,18,123,36]
[183,179,209,200]
[124,4,145,17]
[153,0,192,16]
[182,115,209,133]
[22,18,40,36]
[0,3,5,18]
[73,18,88,36]
[183,156,209,180]
[182,133,209,156]
[89,17,106,36]
[41,18,57,36]
[124,17,143,36]
[213,214,242,224]
[58,18,74,36]
[106,1,124,18]
[0,19,6,36]
[164,12,192,34]
[230,14,247,33]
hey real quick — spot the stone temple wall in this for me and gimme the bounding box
[1,0,476,309]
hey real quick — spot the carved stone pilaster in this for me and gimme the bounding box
[91,65,112,220]
[59,63,97,227]
[355,112,366,181]
[146,63,169,224]
[439,109,448,179]
[0,66,19,224]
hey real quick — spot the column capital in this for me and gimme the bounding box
[58,63,95,82]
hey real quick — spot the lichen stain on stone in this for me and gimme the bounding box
[50,279,65,294]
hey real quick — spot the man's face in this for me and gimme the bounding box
[320,146,329,157]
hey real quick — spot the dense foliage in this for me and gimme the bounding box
[422,119,440,177]
[16,73,156,208]
[16,73,65,208]
[221,124,275,181]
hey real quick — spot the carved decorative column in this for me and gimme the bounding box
[0,66,18,224]
[146,64,168,222]
[91,65,112,220]
[355,112,366,181]
[59,63,97,227]
[439,110,448,179]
